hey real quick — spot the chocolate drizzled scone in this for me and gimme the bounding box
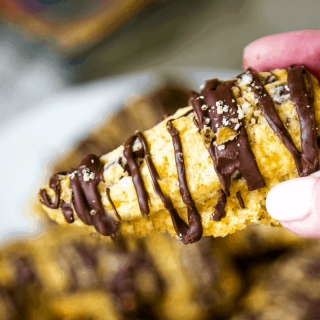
[0,227,241,319]
[230,239,320,320]
[39,66,320,244]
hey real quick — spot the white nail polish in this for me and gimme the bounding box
[266,177,317,221]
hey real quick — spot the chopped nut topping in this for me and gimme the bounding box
[205,117,211,124]
[201,104,208,110]
[200,127,215,148]
[222,117,230,126]
[132,138,143,152]
[215,127,238,145]
[269,85,291,104]
[230,118,239,123]
[217,144,225,151]
[217,105,223,114]
[237,107,245,119]
[239,73,253,86]
[251,118,256,125]
[82,167,95,182]
[223,105,229,112]
[216,100,223,107]
[68,171,78,180]
[234,123,241,131]
[90,209,97,215]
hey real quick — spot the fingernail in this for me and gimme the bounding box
[266,176,317,222]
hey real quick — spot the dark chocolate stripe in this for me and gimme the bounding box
[248,67,318,176]
[71,154,119,236]
[106,187,122,221]
[40,174,60,209]
[212,189,227,221]
[190,79,265,196]
[135,130,202,244]
[236,191,245,209]
[287,65,318,171]
[166,120,202,243]
[61,201,74,223]
[124,135,150,217]
[43,154,118,236]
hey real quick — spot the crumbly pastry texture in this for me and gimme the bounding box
[39,67,320,243]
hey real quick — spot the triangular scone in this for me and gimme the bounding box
[39,66,320,244]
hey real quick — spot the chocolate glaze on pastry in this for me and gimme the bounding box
[247,66,318,176]
[40,66,319,244]
[190,79,265,196]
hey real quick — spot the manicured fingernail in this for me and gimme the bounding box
[266,176,317,222]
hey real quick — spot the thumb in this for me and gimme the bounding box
[266,172,320,238]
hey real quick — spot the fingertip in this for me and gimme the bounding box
[266,177,316,222]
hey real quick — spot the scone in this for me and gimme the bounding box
[39,65,320,244]
[0,226,241,320]
[230,239,320,320]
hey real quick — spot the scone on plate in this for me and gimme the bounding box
[39,66,320,244]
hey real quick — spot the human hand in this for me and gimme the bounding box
[243,29,320,81]
[244,30,320,237]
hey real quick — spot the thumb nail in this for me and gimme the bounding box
[266,176,317,222]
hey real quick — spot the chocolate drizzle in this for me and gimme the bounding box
[166,120,203,243]
[288,65,318,171]
[124,130,202,244]
[69,154,118,236]
[40,174,60,209]
[191,79,265,196]
[106,187,122,221]
[236,191,245,209]
[248,66,318,176]
[212,189,227,221]
[124,135,150,217]
[41,154,118,236]
[61,201,74,223]
[40,66,320,244]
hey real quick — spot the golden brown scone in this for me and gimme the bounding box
[230,239,320,320]
[0,226,241,319]
[39,66,320,244]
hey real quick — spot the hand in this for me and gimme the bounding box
[267,173,320,238]
[244,30,320,237]
[243,29,320,82]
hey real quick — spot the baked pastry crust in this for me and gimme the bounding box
[39,67,320,243]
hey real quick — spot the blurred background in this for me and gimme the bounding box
[0,0,320,237]
[1,0,320,123]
